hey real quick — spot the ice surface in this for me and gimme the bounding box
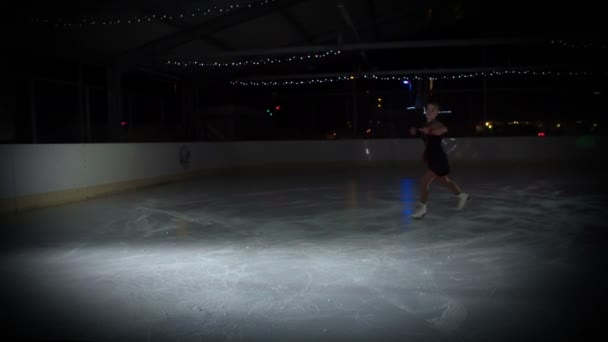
[1,164,606,341]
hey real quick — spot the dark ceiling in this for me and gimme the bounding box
[7,0,607,81]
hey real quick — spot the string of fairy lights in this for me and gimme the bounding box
[229,70,593,87]
[427,70,592,80]
[550,40,608,49]
[31,0,276,27]
[167,50,342,68]
[164,40,605,71]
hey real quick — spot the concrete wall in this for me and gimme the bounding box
[0,136,603,213]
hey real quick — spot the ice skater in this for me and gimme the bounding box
[409,99,470,219]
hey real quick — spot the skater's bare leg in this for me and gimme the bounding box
[436,176,462,195]
[419,170,436,204]
[436,176,471,210]
[412,170,436,218]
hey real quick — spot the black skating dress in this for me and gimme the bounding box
[422,121,450,176]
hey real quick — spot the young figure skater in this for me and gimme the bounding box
[409,99,470,219]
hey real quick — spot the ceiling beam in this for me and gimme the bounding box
[278,8,314,43]
[367,0,379,41]
[190,37,545,58]
[111,0,309,67]
[337,2,370,67]
[131,6,232,51]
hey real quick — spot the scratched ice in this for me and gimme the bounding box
[1,164,606,341]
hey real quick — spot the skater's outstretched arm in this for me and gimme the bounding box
[409,126,427,143]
